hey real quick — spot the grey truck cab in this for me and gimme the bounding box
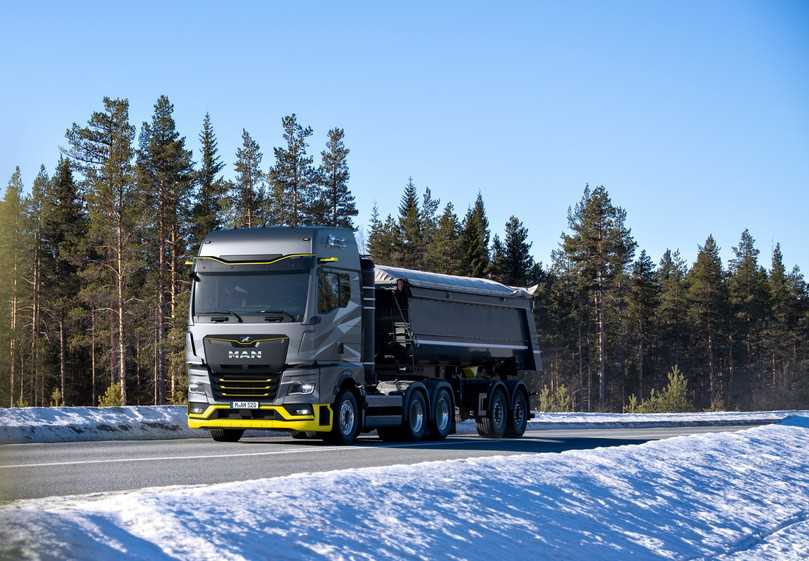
[187,226,540,444]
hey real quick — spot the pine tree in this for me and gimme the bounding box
[461,192,490,277]
[562,185,636,407]
[229,129,264,228]
[424,202,462,275]
[26,166,48,405]
[395,178,423,269]
[191,113,226,251]
[765,243,792,392]
[687,235,728,407]
[0,168,25,406]
[269,114,317,226]
[65,97,138,405]
[317,127,356,228]
[501,216,535,286]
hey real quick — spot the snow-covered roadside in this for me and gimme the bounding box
[455,410,802,433]
[1,406,804,444]
[0,406,200,444]
[1,418,808,561]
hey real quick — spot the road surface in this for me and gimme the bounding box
[0,425,756,502]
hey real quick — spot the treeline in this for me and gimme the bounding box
[0,96,807,411]
[365,183,809,411]
[0,96,357,407]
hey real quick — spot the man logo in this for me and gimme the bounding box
[228,350,262,359]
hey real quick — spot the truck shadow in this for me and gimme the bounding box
[241,434,652,454]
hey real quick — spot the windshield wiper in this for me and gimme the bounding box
[255,310,296,322]
[201,311,243,323]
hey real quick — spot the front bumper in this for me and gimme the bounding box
[187,403,333,432]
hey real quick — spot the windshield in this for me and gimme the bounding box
[193,272,309,322]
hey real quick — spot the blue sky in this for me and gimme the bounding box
[2,1,808,272]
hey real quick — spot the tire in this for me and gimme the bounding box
[475,387,508,438]
[427,389,453,440]
[325,389,360,445]
[210,428,244,442]
[403,390,428,441]
[505,387,529,437]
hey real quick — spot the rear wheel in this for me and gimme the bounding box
[325,389,360,445]
[476,387,507,438]
[428,389,453,440]
[505,387,529,437]
[210,428,244,442]
[403,391,428,441]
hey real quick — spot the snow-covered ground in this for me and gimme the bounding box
[0,406,199,444]
[1,405,803,444]
[1,417,807,560]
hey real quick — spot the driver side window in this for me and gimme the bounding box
[319,270,350,313]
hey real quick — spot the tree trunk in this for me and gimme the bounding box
[91,309,96,406]
[117,219,127,405]
[59,319,66,405]
[31,245,40,406]
[9,256,17,406]
[170,224,178,401]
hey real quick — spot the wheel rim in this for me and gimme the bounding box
[493,396,505,427]
[410,399,424,433]
[339,399,355,436]
[436,395,450,433]
[513,397,526,428]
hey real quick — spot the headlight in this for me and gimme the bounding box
[188,402,208,415]
[289,382,316,395]
[284,404,314,416]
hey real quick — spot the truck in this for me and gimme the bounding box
[186,226,541,444]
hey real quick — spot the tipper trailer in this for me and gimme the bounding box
[186,226,541,444]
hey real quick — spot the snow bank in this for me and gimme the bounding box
[0,406,200,444]
[1,406,803,444]
[1,422,808,560]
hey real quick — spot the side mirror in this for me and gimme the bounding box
[307,315,321,325]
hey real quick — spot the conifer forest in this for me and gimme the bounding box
[1,96,807,411]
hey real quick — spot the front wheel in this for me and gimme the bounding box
[325,390,360,445]
[210,428,244,442]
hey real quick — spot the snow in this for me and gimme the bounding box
[0,406,201,444]
[1,406,804,444]
[1,420,808,560]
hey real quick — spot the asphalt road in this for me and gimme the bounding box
[0,425,755,502]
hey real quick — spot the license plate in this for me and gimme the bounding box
[231,401,260,409]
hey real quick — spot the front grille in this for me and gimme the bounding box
[211,372,280,401]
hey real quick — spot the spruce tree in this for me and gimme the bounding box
[626,250,658,398]
[269,114,317,226]
[317,127,356,228]
[26,166,48,405]
[461,192,490,277]
[191,113,226,250]
[40,158,87,405]
[501,215,535,286]
[424,202,462,275]
[395,178,423,269]
[727,229,768,390]
[687,235,728,407]
[656,249,690,386]
[229,129,264,228]
[488,234,506,282]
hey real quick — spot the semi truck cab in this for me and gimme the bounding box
[186,226,540,444]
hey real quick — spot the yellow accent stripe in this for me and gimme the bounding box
[207,337,287,345]
[192,253,314,266]
[187,404,332,432]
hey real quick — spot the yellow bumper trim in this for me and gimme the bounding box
[187,404,332,432]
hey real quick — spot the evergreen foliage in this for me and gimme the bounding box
[230,129,264,228]
[269,114,317,226]
[461,193,490,277]
[191,113,226,250]
[318,127,356,228]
